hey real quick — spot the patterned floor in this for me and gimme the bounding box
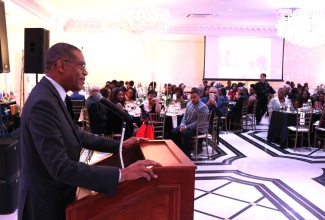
[193,117,325,220]
[2,118,325,220]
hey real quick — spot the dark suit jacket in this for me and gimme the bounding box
[18,77,121,220]
[229,94,248,121]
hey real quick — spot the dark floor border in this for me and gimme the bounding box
[195,170,325,219]
[236,132,325,164]
[194,137,246,166]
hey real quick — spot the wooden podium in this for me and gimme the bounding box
[66,140,197,220]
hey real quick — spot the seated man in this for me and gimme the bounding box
[201,86,223,132]
[85,86,107,135]
[228,87,248,122]
[170,89,209,159]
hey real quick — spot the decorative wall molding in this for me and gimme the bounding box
[63,19,278,37]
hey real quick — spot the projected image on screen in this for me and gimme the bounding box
[204,36,284,81]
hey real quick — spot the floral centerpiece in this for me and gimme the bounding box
[161,94,172,106]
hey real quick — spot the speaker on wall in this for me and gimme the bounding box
[0,1,10,73]
[24,28,50,73]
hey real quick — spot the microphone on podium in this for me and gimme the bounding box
[93,92,127,168]
[93,92,132,122]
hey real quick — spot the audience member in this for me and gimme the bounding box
[218,88,229,102]
[224,80,232,91]
[228,87,248,122]
[268,88,293,120]
[170,89,209,159]
[201,86,223,132]
[111,88,126,109]
[70,91,85,101]
[294,90,310,109]
[85,86,107,135]
[227,83,237,101]
[174,87,187,108]
[100,87,111,100]
[140,90,161,123]
[314,93,325,110]
[125,87,136,102]
[247,86,256,114]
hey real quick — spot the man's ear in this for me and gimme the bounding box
[56,60,65,72]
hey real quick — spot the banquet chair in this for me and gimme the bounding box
[246,100,257,130]
[313,121,325,152]
[210,112,219,151]
[192,112,211,161]
[228,100,249,132]
[149,112,166,139]
[287,108,314,151]
[71,100,85,124]
[220,101,229,133]
[79,108,94,164]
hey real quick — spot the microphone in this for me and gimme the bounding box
[93,92,132,122]
[93,92,128,169]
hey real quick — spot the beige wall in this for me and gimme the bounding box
[1,26,325,108]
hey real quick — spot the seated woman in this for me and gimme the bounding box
[247,86,256,114]
[111,88,126,109]
[268,88,293,120]
[201,86,210,98]
[294,90,310,109]
[218,88,229,102]
[314,92,325,110]
[125,87,136,102]
[227,83,238,101]
[179,83,188,100]
[108,88,134,139]
[174,87,187,108]
[140,90,161,123]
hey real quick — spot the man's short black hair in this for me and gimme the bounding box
[190,88,200,96]
[260,73,267,78]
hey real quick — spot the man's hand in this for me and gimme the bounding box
[180,126,186,132]
[120,160,162,182]
[122,136,148,149]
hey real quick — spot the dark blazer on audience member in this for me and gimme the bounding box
[229,94,248,121]
[18,77,121,220]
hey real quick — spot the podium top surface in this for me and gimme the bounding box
[140,140,196,168]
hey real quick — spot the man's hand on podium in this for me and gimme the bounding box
[120,160,162,182]
[122,137,148,149]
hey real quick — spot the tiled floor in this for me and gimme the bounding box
[193,117,325,219]
[2,117,325,219]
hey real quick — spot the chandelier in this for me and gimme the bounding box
[106,2,170,40]
[277,7,325,48]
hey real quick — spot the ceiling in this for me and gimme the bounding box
[3,0,325,37]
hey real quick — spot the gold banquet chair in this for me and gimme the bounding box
[210,112,219,151]
[313,121,325,152]
[149,112,166,139]
[79,108,94,164]
[246,100,257,130]
[71,100,85,124]
[192,112,212,161]
[287,108,313,151]
[220,101,229,133]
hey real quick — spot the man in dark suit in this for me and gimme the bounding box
[228,87,248,121]
[254,73,275,124]
[85,86,107,135]
[18,43,160,220]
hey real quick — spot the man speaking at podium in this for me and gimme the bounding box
[18,43,161,220]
